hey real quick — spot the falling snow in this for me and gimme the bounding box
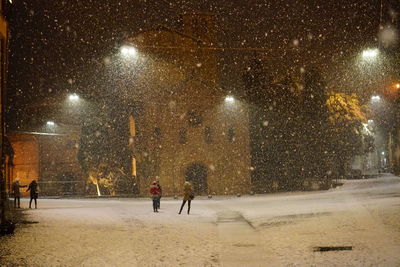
[1,0,400,265]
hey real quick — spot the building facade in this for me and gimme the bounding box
[8,95,84,196]
[8,14,253,197]
[128,14,252,196]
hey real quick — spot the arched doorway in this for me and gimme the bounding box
[185,163,208,195]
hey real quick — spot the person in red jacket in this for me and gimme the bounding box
[150,181,160,212]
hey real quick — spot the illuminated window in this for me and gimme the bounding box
[131,157,137,176]
[188,110,202,127]
[129,116,136,136]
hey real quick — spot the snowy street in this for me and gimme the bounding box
[1,174,400,266]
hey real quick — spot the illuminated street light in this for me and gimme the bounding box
[68,93,80,101]
[371,95,381,101]
[395,83,400,89]
[120,45,138,58]
[362,48,379,60]
[225,96,235,103]
[46,121,55,126]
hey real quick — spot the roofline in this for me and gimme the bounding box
[130,24,206,45]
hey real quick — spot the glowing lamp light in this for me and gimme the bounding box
[382,151,385,155]
[225,96,235,103]
[362,49,379,60]
[68,93,80,101]
[120,45,138,58]
[368,120,374,124]
[395,83,400,89]
[46,121,55,126]
[371,95,381,101]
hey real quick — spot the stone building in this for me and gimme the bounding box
[8,14,252,197]
[128,14,252,196]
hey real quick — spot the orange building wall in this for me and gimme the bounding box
[8,135,39,197]
[9,133,84,196]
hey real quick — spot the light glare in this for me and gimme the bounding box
[68,93,80,101]
[371,95,381,101]
[46,121,55,126]
[225,96,235,103]
[120,45,138,58]
[362,49,378,59]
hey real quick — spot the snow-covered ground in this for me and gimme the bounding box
[1,174,400,266]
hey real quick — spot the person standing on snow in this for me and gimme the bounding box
[26,180,39,209]
[150,181,161,212]
[156,180,162,209]
[12,179,27,208]
[178,181,194,215]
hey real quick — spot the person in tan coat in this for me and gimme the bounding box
[178,181,194,214]
[12,179,27,208]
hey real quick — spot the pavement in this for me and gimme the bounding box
[0,174,399,266]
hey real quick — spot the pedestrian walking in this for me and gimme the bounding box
[12,179,26,208]
[26,180,39,209]
[178,181,194,215]
[150,181,161,212]
[156,180,162,209]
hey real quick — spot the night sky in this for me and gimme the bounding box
[5,0,400,130]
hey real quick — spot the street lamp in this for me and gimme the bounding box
[46,121,55,126]
[120,45,138,58]
[225,95,235,103]
[371,95,381,102]
[68,93,80,102]
[362,48,379,61]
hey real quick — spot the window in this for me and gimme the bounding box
[228,126,235,142]
[131,157,137,176]
[188,110,202,127]
[129,116,136,136]
[204,126,212,144]
[179,128,187,144]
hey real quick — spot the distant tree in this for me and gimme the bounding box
[88,163,126,196]
[302,69,329,120]
[77,97,131,196]
[326,92,367,124]
[326,92,369,177]
[243,57,305,192]
[242,57,274,104]
[299,69,331,186]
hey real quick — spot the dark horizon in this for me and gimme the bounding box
[5,0,400,130]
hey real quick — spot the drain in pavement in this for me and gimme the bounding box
[314,246,352,252]
[233,243,256,247]
[19,220,39,224]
